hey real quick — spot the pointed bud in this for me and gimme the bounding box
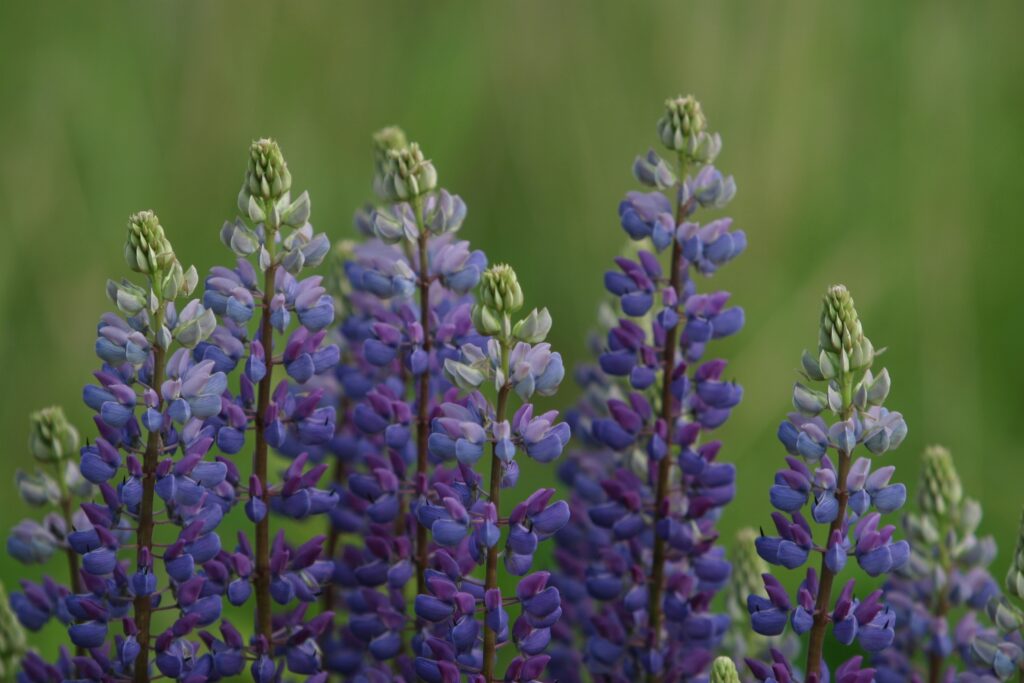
[372,126,408,190]
[710,657,740,683]
[479,264,524,314]
[657,95,707,152]
[918,445,963,518]
[1007,508,1024,600]
[243,138,292,204]
[29,406,79,463]
[818,285,874,375]
[125,211,176,277]
[377,141,437,201]
[513,308,552,343]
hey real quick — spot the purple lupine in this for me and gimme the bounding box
[412,262,570,682]
[745,285,909,682]
[316,128,489,679]
[551,95,744,683]
[7,408,93,648]
[871,446,999,683]
[203,138,338,678]
[59,210,246,682]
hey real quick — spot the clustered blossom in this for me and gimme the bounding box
[870,446,999,682]
[745,285,909,682]
[552,95,744,683]
[14,92,1024,683]
[414,262,570,682]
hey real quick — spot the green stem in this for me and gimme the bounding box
[927,520,954,683]
[482,341,512,682]
[133,306,165,683]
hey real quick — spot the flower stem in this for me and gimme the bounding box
[134,308,165,683]
[927,524,953,683]
[254,213,278,650]
[414,197,431,598]
[321,400,348,617]
[805,385,855,680]
[646,167,690,683]
[482,342,512,682]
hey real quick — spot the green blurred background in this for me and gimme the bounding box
[2,0,1023,660]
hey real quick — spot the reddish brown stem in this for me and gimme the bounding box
[804,448,852,679]
[253,261,278,648]
[133,341,165,683]
[415,228,432,598]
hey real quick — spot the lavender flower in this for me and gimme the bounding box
[8,407,93,639]
[723,529,799,681]
[413,262,570,682]
[316,129,493,678]
[58,210,243,682]
[871,446,998,683]
[552,95,743,683]
[202,138,338,677]
[746,285,909,682]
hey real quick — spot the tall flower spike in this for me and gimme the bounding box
[873,446,997,682]
[318,130,486,679]
[746,285,908,682]
[204,137,337,679]
[66,208,235,683]
[418,262,569,683]
[552,95,743,683]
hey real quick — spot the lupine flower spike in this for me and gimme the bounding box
[318,129,488,678]
[872,446,998,683]
[553,94,744,683]
[413,262,570,682]
[8,407,93,646]
[206,138,337,679]
[746,285,909,682]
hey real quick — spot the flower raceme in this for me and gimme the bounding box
[552,94,744,683]
[745,285,909,683]
[7,94,1014,683]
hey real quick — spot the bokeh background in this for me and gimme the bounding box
[2,0,1023,662]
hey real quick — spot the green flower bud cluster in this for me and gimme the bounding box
[793,286,892,426]
[244,138,292,203]
[373,126,408,177]
[472,264,551,344]
[0,582,25,683]
[377,142,438,201]
[710,657,740,683]
[917,445,963,518]
[28,406,78,464]
[657,94,722,164]
[20,409,94,509]
[817,285,874,376]
[121,210,199,307]
[125,210,176,277]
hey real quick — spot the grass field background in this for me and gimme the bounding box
[1,0,1022,662]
